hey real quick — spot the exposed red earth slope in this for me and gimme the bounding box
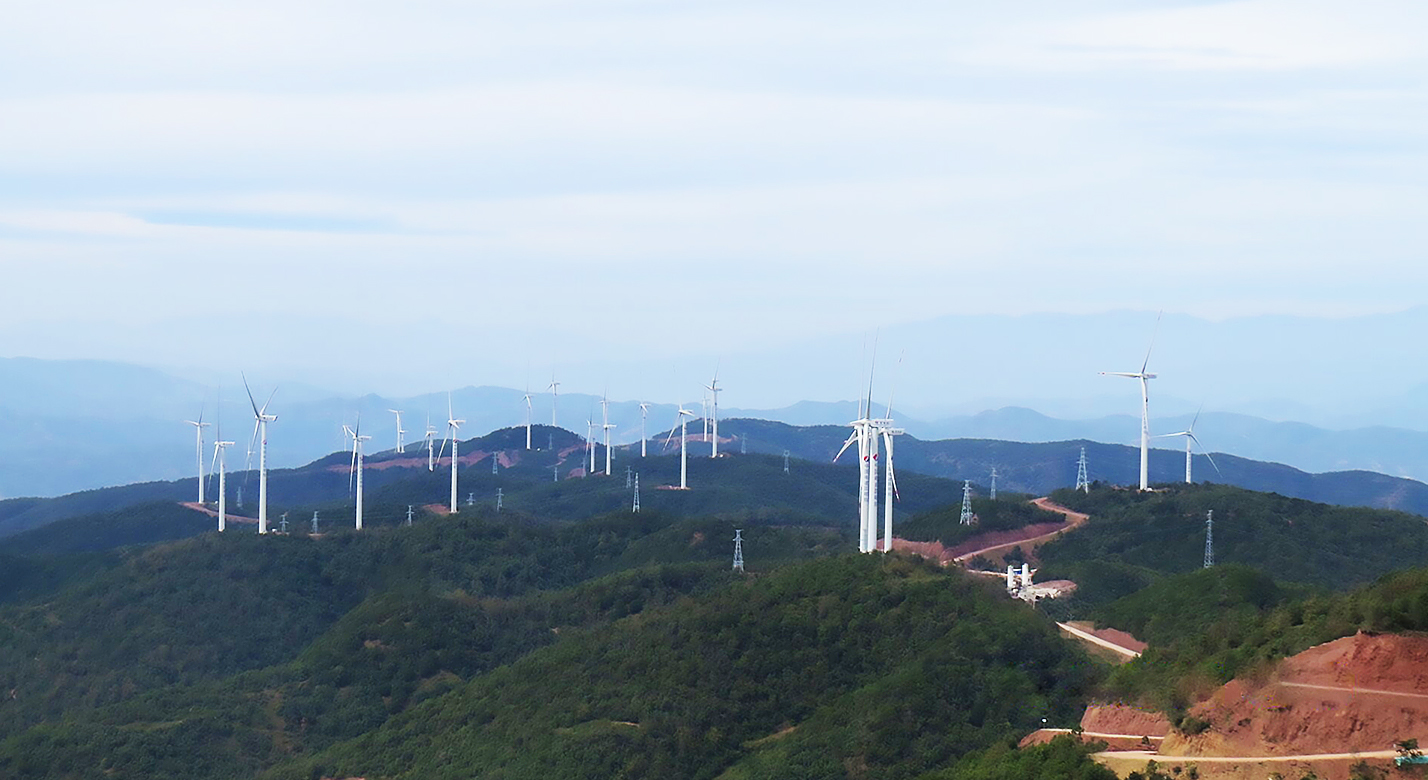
[1089,633,1428,779]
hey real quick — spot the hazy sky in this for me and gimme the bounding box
[2,0,1425,398]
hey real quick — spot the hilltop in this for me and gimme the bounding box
[9,418,1428,544]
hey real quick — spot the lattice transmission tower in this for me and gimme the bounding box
[732,529,744,572]
[1203,510,1214,568]
[959,480,975,525]
[632,474,641,513]
[990,468,998,501]
[1075,447,1090,493]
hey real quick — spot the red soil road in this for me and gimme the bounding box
[1058,621,1147,662]
[178,501,257,525]
[888,498,1088,566]
[330,449,518,474]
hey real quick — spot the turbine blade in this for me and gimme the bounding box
[833,431,858,462]
[246,420,260,470]
[261,387,278,415]
[1190,402,1204,432]
[1141,310,1163,375]
[885,350,904,418]
[1188,433,1223,477]
[242,373,261,417]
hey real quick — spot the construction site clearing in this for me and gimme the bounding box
[1026,632,1428,779]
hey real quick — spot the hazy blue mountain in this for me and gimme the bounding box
[4,356,1428,498]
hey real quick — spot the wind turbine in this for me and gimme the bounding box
[706,367,722,458]
[585,415,597,474]
[663,405,696,489]
[1100,312,1161,491]
[206,401,234,532]
[548,376,560,427]
[1157,405,1221,484]
[437,394,465,513]
[834,413,872,552]
[601,392,615,476]
[184,408,211,504]
[639,402,650,457]
[389,409,405,453]
[344,417,371,529]
[425,414,437,472]
[523,386,534,450]
[242,375,278,534]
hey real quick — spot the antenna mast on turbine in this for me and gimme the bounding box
[1204,510,1214,568]
[1075,447,1090,493]
[732,529,744,573]
[959,480,975,526]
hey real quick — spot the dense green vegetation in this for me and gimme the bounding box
[1041,484,1428,591]
[270,555,1101,780]
[15,432,1428,778]
[0,508,838,737]
[897,494,1060,549]
[917,735,1117,780]
[0,563,737,779]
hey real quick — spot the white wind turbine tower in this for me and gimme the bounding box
[706,368,722,458]
[207,401,234,532]
[389,409,405,453]
[586,416,596,473]
[242,375,278,534]
[523,386,534,450]
[1100,313,1161,491]
[601,393,615,476]
[639,402,650,457]
[435,394,465,513]
[1157,406,1221,484]
[873,366,905,553]
[663,405,697,489]
[425,415,437,471]
[344,418,371,529]
[184,408,211,504]
[210,437,235,531]
[835,344,902,554]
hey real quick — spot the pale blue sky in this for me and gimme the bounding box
[1,0,1425,405]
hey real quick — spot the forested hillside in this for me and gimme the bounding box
[269,555,1100,780]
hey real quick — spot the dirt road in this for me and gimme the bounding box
[951,497,1089,563]
[1057,622,1143,659]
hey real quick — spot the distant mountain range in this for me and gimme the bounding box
[3,357,1428,498]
